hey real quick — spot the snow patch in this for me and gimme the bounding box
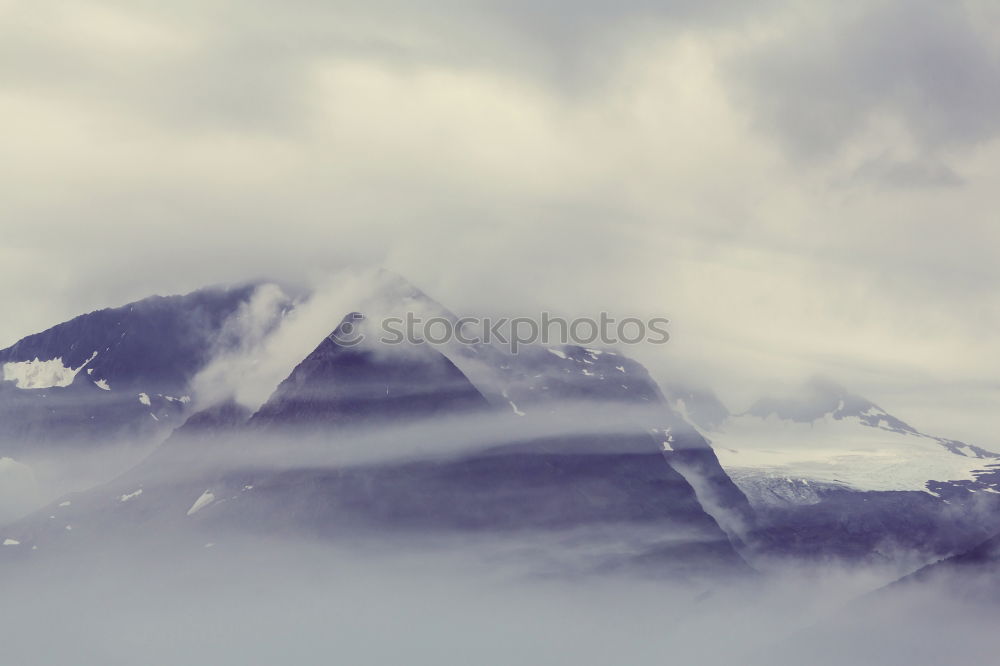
[2,351,98,389]
[2,538,20,546]
[120,489,143,502]
[138,393,151,406]
[186,491,216,516]
[501,389,526,416]
[93,379,111,391]
[547,349,568,360]
[653,428,675,452]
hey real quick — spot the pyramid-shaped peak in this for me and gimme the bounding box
[249,315,489,430]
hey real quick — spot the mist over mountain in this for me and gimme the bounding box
[0,283,294,507]
[0,275,997,664]
[4,0,999,660]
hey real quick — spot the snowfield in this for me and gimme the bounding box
[711,413,993,495]
[2,351,98,389]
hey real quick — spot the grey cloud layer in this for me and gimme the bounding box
[1,0,997,444]
[729,1,1000,158]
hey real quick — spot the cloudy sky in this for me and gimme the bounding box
[2,0,997,443]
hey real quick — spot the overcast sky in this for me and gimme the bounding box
[2,0,997,443]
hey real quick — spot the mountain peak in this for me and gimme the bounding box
[744,375,913,430]
[249,314,489,430]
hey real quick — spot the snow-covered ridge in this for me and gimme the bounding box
[713,413,994,495]
[2,351,98,389]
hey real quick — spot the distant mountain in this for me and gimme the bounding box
[678,377,1000,563]
[710,377,1000,500]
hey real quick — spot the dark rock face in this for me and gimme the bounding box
[933,531,1000,568]
[204,439,729,537]
[450,342,759,548]
[0,284,264,393]
[0,283,285,456]
[173,400,253,434]
[872,531,1000,605]
[750,488,1000,562]
[199,441,750,578]
[666,446,756,546]
[739,483,1000,568]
